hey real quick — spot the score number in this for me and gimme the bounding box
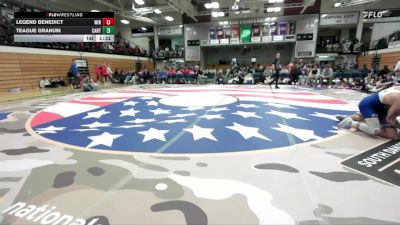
[102,18,115,26]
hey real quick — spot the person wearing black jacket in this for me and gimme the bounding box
[269,53,281,89]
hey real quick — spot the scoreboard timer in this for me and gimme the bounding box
[13,12,115,43]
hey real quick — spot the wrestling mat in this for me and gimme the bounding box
[0,85,399,225]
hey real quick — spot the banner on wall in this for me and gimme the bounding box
[209,27,217,39]
[158,25,182,36]
[232,25,240,38]
[240,24,251,43]
[252,24,261,37]
[262,24,271,37]
[320,12,359,25]
[278,22,287,36]
[225,27,232,39]
[217,27,224,39]
[289,22,296,35]
[270,22,277,36]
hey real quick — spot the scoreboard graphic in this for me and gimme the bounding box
[13,12,115,42]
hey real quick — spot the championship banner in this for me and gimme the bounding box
[342,140,400,186]
[217,26,224,39]
[240,24,251,43]
[252,24,261,37]
[278,22,287,36]
[209,27,216,39]
[232,25,240,38]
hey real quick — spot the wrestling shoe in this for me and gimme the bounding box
[337,116,353,128]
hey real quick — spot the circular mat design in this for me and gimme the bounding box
[27,87,356,154]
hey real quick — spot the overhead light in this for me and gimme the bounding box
[211,2,219,8]
[120,19,130,24]
[235,11,240,14]
[179,25,183,27]
[90,10,100,12]
[276,0,283,2]
[334,2,342,7]
[218,11,224,17]
[267,7,273,12]
[273,7,281,12]
[165,16,174,21]
[232,3,239,10]
[205,2,219,9]
[154,9,161,14]
[135,0,145,5]
[140,27,147,31]
[211,11,219,17]
[321,14,327,18]
[268,0,276,3]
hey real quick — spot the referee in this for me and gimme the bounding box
[269,53,281,89]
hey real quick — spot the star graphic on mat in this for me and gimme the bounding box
[226,122,271,141]
[184,125,217,141]
[208,107,229,112]
[237,104,259,109]
[82,121,111,129]
[183,106,204,111]
[266,110,308,120]
[138,128,169,142]
[159,119,187,124]
[199,114,224,120]
[232,111,262,118]
[310,112,339,121]
[36,126,66,134]
[147,100,159,106]
[150,108,171,115]
[170,113,197,118]
[127,118,156,124]
[123,101,139,106]
[83,109,110,119]
[272,124,321,141]
[120,108,140,117]
[87,132,122,148]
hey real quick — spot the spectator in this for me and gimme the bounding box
[319,64,334,88]
[268,53,281,89]
[101,62,109,83]
[307,64,320,86]
[39,77,52,88]
[95,64,101,82]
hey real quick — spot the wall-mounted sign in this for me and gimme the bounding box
[285,35,296,40]
[251,36,261,42]
[298,51,312,56]
[262,36,272,42]
[187,40,200,46]
[297,33,314,41]
[220,38,230,44]
[131,27,154,37]
[320,12,359,25]
[273,35,284,41]
[363,10,400,19]
[240,24,252,43]
[158,25,182,36]
[230,37,239,44]
[210,39,219,45]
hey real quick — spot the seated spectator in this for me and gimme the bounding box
[319,64,334,88]
[215,72,224,84]
[39,77,52,88]
[307,65,321,86]
[82,78,98,92]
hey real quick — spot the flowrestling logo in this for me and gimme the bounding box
[2,202,98,225]
[27,87,356,154]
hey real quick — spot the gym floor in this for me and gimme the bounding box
[0,85,399,225]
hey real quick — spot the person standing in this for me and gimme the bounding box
[269,53,281,89]
[70,59,80,88]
